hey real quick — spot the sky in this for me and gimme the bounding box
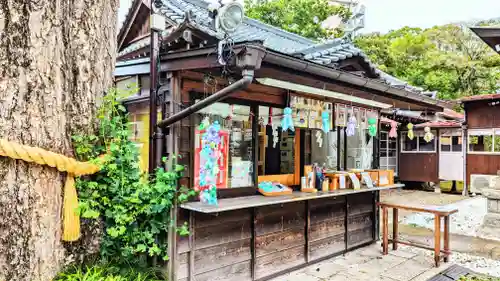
[118,0,500,34]
[361,0,500,33]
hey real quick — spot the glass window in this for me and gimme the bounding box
[401,132,417,152]
[195,102,254,188]
[452,136,462,152]
[402,131,436,152]
[258,107,298,176]
[310,130,338,170]
[346,129,373,170]
[469,129,494,153]
[440,136,451,152]
[419,135,436,152]
[380,129,398,175]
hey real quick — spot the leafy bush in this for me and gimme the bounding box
[54,263,165,281]
[72,88,195,266]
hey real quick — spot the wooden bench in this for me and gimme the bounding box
[378,202,458,267]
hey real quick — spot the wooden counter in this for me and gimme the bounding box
[177,184,403,281]
[180,184,403,213]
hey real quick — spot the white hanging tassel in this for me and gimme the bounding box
[316,130,323,148]
[272,123,279,148]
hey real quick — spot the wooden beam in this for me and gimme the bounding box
[256,66,439,111]
[182,80,285,107]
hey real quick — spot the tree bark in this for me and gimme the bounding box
[0,0,117,280]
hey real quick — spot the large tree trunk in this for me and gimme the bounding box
[0,1,118,280]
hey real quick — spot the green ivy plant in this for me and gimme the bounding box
[72,88,196,266]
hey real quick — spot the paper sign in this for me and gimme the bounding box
[348,173,361,190]
[361,172,374,188]
[379,174,389,186]
[339,175,346,189]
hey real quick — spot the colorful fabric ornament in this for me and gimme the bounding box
[346,115,357,137]
[423,126,434,143]
[198,121,222,205]
[281,107,295,132]
[368,117,377,137]
[407,123,414,140]
[389,121,398,139]
[199,116,210,130]
[321,111,330,133]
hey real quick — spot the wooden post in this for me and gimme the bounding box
[188,211,195,281]
[392,208,398,250]
[434,214,441,267]
[444,216,450,263]
[382,206,388,255]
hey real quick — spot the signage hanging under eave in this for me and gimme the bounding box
[256,78,393,109]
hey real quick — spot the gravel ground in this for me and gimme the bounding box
[401,196,487,237]
[401,244,500,277]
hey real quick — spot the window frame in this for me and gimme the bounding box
[256,105,301,186]
[379,130,398,175]
[439,130,463,154]
[468,128,500,155]
[400,130,437,153]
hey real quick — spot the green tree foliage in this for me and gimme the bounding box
[355,24,500,100]
[245,0,351,40]
[72,88,195,266]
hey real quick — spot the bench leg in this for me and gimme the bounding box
[434,214,441,267]
[444,216,450,263]
[382,206,388,255]
[393,208,398,250]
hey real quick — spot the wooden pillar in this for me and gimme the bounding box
[167,72,181,280]
[252,105,259,187]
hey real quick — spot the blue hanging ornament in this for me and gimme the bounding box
[321,111,330,133]
[281,107,295,132]
[346,115,357,137]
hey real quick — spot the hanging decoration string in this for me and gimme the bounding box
[0,138,104,242]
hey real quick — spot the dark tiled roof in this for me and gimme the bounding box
[160,0,314,53]
[116,0,442,100]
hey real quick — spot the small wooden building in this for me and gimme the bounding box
[463,27,500,193]
[115,1,448,280]
[380,109,464,187]
[461,94,500,193]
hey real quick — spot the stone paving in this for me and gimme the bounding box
[269,244,451,281]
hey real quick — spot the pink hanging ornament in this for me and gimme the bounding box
[389,121,398,138]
